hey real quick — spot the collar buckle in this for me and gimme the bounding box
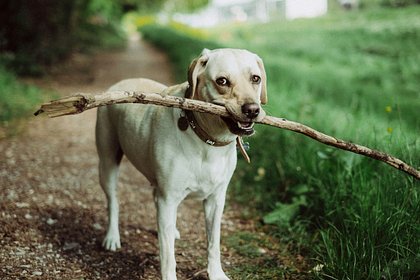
[205,139,216,145]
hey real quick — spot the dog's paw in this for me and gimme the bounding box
[102,232,121,251]
[175,228,181,240]
[209,274,230,280]
[208,269,230,280]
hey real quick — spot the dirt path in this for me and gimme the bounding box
[0,39,307,279]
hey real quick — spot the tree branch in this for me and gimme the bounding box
[35,91,419,180]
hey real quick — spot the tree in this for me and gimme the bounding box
[0,0,124,74]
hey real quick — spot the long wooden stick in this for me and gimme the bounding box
[35,91,420,180]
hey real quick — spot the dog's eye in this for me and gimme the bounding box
[216,77,230,86]
[251,75,261,84]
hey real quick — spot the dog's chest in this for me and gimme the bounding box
[183,147,237,199]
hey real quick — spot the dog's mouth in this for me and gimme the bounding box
[221,117,255,136]
[212,100,259,136]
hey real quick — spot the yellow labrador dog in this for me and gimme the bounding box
[96,48,267,280]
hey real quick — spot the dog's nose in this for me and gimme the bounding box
[241,103,260,119]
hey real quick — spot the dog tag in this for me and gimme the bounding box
[178,116,189,131]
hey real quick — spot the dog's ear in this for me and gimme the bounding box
[201,48,211,55]
[187,52,209,99]
[256,55,268,104]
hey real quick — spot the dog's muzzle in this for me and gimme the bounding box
[221,103,260,136]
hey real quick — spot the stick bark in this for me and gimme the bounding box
[35,91,419,180]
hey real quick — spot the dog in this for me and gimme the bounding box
[95,48,267,280]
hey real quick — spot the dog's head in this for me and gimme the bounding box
[187,48,267,136]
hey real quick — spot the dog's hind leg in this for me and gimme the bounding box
[96,108,124,251]
[99,150,123,251]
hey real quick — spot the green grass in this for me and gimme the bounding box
[225,231,307,279]
[0,65,46,123]
[141,7,420,279]
[224,7,420,279]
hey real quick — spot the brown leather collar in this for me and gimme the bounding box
[184,109,234,147]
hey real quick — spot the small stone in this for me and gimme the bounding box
[7,190,17,200]
[46,218,57,225]
[15,249,26,256]
[258,247,267,254]
[312,264,325,272]
[63,242,80,251]
[92,223,103,230]
[5,149,13,158]
[20,265,31,269]
[32,271,43,276]
[16,202,30,208]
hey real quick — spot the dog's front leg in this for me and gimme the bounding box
[204,192,230,280]
[156,196,179,280]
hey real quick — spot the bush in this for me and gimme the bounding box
[380,0,420,7]
[0,0,125,75]
[0,65,46,123]
[140,24,220,81]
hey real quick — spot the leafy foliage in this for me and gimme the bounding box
[169,0,210,12]
[379,0,420,7]
[361,0,420,7]
[140,24,220,81]
[0,0,125,75]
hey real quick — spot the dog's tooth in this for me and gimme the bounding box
[236,121,255,130]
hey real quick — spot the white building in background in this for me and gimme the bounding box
[173,0,328,27]
[285,0,328,20]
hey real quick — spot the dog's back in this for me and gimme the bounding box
[96,78,169,185]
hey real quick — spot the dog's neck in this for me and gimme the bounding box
[184,85,237,146]
[192,112,237,144]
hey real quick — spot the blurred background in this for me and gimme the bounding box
[1,0,419,279]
